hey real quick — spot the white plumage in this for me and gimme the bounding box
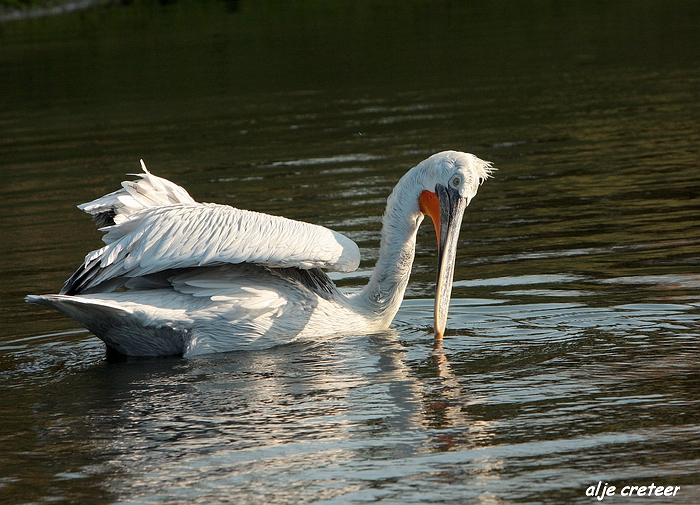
[27,151,493,357]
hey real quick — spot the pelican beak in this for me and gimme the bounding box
[420,185,468,339]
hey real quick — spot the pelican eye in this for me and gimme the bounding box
[451,176,461,187]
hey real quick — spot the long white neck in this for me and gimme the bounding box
[355,172,424,325]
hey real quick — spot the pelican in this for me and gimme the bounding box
[27,151,493,357]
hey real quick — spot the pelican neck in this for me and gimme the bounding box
[357,175,424,323]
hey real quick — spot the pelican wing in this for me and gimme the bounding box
[62,203,361,295]
[79,161,196,228]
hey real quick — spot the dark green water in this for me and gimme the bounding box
[1,1,700,503]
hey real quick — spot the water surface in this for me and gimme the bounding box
[1,1,699,503]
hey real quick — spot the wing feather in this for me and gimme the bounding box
[79,161,196,228]
[61,203,360,295]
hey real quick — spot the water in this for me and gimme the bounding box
[1,1,700,503]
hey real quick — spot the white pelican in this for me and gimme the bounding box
[27,151,493,357]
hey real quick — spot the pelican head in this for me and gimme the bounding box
[415,151,494,339]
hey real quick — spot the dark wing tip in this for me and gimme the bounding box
[268,267,338,301]
[60,261,102,295]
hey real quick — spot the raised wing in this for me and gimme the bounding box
[79,161,196,228]
[62,202,361,295]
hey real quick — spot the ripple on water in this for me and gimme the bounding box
[2,284,699,504]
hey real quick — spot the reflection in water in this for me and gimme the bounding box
[75,330,512,504]
[2,281,700,502]
[424,337,502,495]
[82,335,426,502]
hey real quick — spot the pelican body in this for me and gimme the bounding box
[27,151,493,357]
